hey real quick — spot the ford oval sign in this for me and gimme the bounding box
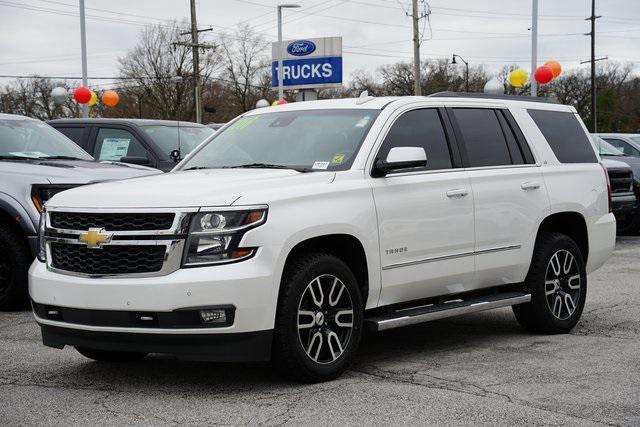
[287,40,316,56]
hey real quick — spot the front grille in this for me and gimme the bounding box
[50,212,175,231]
[51,243,166,275]
[608,169,634,194]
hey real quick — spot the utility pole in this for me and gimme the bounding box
[586,0,601,132]
[189,0,202,123]
[174,1,214,123]
[411,0,421,96]
[530,0,538,97]
[79,0,88,118]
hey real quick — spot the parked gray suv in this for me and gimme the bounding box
[0,113,160,309]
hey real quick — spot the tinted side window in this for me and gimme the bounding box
[452,108,512,167]
[377,108,452,172]
[528,109,597,163]
[55,127,86,147]
[94,128,148,162]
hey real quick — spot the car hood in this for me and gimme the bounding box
[47,169,336,209]
[602,155,640,180]
[601,158,632,172]
[0,158,160,184]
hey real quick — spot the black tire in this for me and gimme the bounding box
[76,347,148,362]
[0,224,32,310]
[272,253,363,383]
[616,209,640,236]
[513,232,587,334]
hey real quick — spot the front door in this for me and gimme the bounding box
[371,107,476,306]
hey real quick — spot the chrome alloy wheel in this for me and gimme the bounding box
[545,250,581,320]
[297,274,354,364]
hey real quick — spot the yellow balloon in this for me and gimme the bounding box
[87,91,98,107]
[508,68,528,88]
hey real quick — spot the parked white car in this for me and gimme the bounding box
[29,94,615,382]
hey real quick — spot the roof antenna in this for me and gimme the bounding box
[170,119,182,163]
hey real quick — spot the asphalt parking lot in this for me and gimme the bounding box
[1,238,639,426]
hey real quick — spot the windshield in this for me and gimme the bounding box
[0,118,93,160]
[142,125,214,157]
[630,136,640,145]
[179,109,380,171]
[592,136,624,156]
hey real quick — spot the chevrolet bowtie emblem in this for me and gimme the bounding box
[78,228,113,249]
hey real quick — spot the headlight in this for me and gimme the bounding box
[37,211,47,262]
[183,207,267,267]
[31,184,81,213]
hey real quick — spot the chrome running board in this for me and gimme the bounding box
[365,292,531,332]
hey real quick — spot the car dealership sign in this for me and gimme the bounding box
[271,36,342,90]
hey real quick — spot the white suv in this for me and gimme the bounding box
[30,94,615,382]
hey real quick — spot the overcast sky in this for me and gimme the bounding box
[0,0,638,89]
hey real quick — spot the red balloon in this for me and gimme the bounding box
[73,86,92,104]
[534,66,554,84]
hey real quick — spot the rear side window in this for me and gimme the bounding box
[54,127,86,147]
[452,108,513,167]
[528,109,597,163]
[377,108,453,172]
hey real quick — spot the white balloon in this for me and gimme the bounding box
[51,87,68,105]
[255,99,270,109]
[483,78,504,95]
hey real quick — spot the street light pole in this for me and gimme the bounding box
[277,4,300,101]
[78,0,88,118]
[452,54,469,92]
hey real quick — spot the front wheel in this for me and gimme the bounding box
[272,253,363,383]
[513,232,587,334]
[76,347,148,362]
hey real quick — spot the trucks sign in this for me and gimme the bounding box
[272,36,342,90]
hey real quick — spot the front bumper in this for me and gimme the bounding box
[611,193,637,214]
[40,323,272,362]
[29,245,282,359]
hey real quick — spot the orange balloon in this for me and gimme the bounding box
[544,60,562,78]
[102,90,119,108]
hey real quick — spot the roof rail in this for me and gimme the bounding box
[428,91,559,104]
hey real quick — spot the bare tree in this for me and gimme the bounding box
[0,78,78,119]
[216,24,271,113]
[117,20,219,121]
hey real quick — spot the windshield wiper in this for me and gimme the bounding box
[183,166,211,171]
[0,155,39,161]
[40,155,86,160]
[222,163,313,173]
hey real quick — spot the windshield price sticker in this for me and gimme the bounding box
[312,161,330,170]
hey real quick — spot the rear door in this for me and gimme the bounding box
[371,106,476,305]
[448,107,549,289]
[50,125,90,151]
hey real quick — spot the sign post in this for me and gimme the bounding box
[272,37,343,100]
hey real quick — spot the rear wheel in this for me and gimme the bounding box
[272,253,363,383]
[513,232,587,334]
[76,347,148,362]
[0,224,31,310]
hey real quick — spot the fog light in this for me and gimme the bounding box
[200,309,227,324]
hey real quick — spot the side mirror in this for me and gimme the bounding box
[373,146,427,177]
[120,156,149,165]
[170,149,181,163]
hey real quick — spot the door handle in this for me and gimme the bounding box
[446,189,469,198]
[521,181,541,191]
